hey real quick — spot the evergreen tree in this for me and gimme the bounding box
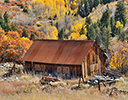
[58,28,65,40]
[102,26,111,51]
[11,22,18,31]
[22,28,28,37]
[88,0,94,12]
[100,5,111,28]
[97,19,101,28]
[55,22,58,30]
[20,4,24,9]
[4,0,10,3]
[110,17,116,37]
[118,30,126,42]
[115,1,127,26]
[95,24,102,45]
[3,12,11,32]
[100,0,103,4]
[84,0,90,16]
[86,16,92,25]
[30,33,36,41]
[87,25,96,40]
[94,0,100,8]
[0,11,4,29]
[103,0,113,4]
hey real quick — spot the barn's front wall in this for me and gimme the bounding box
[84,43,107,78]
[25,62,82,79]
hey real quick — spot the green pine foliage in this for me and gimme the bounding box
[79,0,115,17]
[4,0,10,3]
[22,28,28,37]
[88,0,94,12]
[110,17,116,37]
[58,28,65,40]
[30,33,36,41]
[115,1,127,26]
[102,26,111,51]
[84,0,90,16]
[100,5,111,28]
[21,4,24,9]
[94,0,100,8]
[87,25,96,40]
[0,11,4,30]
[3,12,11,32]
[86,16,92,25]
[11,22,18,31]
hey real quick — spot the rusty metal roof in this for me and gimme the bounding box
[22,39,96,65]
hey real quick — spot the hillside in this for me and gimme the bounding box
[0,0,128,99]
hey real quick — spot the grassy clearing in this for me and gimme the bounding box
[0,74,128,100]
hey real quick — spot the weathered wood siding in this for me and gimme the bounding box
[85,43,106,77]
[25,62,82,79]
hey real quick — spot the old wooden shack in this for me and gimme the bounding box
[22,39,107,79]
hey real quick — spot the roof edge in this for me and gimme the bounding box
[35,39,95,42]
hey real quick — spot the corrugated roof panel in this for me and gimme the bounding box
[22,39,95,65]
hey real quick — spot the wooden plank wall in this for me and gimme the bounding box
[86,43,106,77]
[25,62,82,78]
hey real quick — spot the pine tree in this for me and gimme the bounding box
[86,16,92,25]
[102,26,111,51]
[11,22,18,31]
[103,0,113,4]
[100,5,111,28]
[22,28,28,37]
[56,22,58,28]
[84,0,90,16]
[4,0,10,3]
[115,1,127,26]
[87,25,96,40]
[97,19,101,28]
[0,11,4,29]
[110,17,116,37]
[3,12,11,32]
[88,0,94,12]
[30,33,36,41]
[95,25,102,45]
[118,30,126,42]
[94,0,100,8]
[58,28,65,40]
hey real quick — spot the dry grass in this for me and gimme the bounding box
[0,74,128,100]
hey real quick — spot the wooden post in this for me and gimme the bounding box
[85,59,88,78]
[23,61,26,73]
[97,47,101,75]
[82,62,85,80]
[103,59,106,72]
[31,62,34,75]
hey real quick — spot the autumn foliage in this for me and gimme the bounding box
[0,29,33,62]
[109,41,128,74]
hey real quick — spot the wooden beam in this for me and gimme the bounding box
[103,59,106,72]
[90,63,98,67]
[82,62,85,79]
[31,62,34,75]
[85,59,88,78]
[97,47,101,75]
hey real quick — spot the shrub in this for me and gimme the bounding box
[4,0,10,3]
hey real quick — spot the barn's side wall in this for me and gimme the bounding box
[85,43,106,77]
[24,62,82,79]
